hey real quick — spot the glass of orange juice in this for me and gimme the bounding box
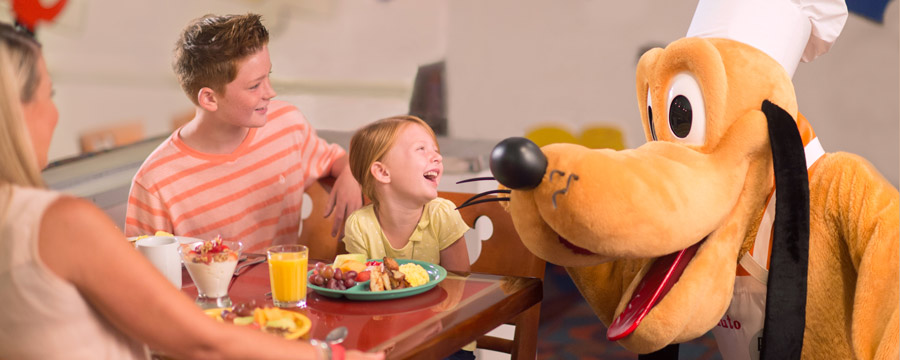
[266,244,308,308]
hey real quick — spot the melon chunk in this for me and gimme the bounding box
[332,253,367,273]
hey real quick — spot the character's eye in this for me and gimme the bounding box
[666,72,706,145]
[646,89,657,141]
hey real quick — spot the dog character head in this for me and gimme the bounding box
[465,37,811,353]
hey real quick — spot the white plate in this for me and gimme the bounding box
[128,235,205,250]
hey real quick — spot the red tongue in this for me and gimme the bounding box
[607,241,702,341]
[559,236,595,255]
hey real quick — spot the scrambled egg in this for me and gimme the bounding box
[131,230,175,242]
[399,263,429,287]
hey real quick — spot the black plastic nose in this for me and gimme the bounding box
[489,137,548,190]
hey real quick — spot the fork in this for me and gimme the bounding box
[234,257,266,276]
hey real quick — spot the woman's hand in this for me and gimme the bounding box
[346,349,385,360]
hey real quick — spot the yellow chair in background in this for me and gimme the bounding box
[525,125,625,150]
[524,126,578,147]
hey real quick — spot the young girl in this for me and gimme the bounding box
[343,116,471,274]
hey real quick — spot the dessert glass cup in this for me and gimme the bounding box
[179,240,242,309]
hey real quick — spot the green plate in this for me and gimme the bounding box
[308,259,446,301]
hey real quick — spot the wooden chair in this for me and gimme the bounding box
[298,179,346,261]
[440,191,546,360]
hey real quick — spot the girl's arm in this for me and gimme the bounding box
[439,236,471,274]
[39,196,380,360]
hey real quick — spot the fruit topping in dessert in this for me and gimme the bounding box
[187,235,238,265]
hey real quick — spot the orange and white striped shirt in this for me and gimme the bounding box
[125,100,345,253]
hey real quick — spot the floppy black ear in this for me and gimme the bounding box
[760,100,810,360]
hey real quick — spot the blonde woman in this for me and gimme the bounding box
[0,23,380,360]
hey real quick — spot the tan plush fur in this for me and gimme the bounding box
[502,37,899,358]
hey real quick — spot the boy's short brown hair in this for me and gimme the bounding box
[173,13,269,105]
[349,116,438,205]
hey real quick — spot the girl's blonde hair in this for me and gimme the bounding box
[349,116,438,205]
[0,23,44,187]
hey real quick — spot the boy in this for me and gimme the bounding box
[126,14,361,253]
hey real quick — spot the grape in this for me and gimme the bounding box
[326,278,338,289]
[222,311,237,322]
[233,300,258,316]
[312,263,357,290]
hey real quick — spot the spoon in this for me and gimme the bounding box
[324,326,348,345]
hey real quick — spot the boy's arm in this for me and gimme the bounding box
[324,154,362,239]
[288,106,361,239]
[125,181,174,236]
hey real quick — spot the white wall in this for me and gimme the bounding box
[447,0,899,186]
[1,0,446,162]
[2,0,896,185]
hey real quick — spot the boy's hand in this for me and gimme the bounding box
[325,168,363,239]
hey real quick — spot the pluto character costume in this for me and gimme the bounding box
[461,0,898,359]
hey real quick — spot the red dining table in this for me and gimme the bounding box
[179,259,542,359]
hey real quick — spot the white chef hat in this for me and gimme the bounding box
[686,0,848,77]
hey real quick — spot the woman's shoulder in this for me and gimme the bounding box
[42,193,113,229]
[6,186,63,217]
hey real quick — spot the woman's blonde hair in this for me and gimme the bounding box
[0,23,44,187]
[349,116,438,205]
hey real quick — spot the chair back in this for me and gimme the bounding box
[439,191,545,360]
[438,191,545,279]
[298,180,346,261]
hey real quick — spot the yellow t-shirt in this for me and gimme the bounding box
[342,198,469,263]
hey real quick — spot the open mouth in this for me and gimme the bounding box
[559,236,596,255]
[423,170,439,183]
[606,237,706,341]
